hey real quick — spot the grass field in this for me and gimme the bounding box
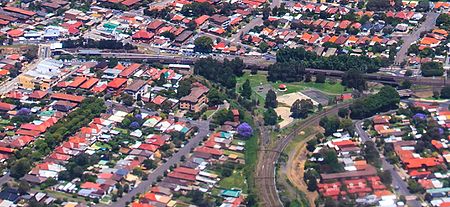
[272,81,350,95]
[237,72,349,98]
[283,127,315,154]
[218,169,248,192]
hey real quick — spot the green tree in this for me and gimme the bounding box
[264,108,278,125]
[143,159,156,170]
[120,93,134,106]
[405,69,413,76]
[436,13,450,30]
[421,62,444,77]
[363,141,381,167]
[180,2,214,17]
[213,109,234,125]
[342,68,366,91]
[415,0,430,12]
[321,148,343,173]
[315,73,326,83]
[207,88,225,106]
[291,99,313,118]
[338,108,349,118]
[378,170,392,186]
[194,36,213,53]
[265,89,278,108]
[408,179,425,193]
[177,79,192,98]
[366,0,390,10]
[441,85,450,99]
[241,79,252,99]
[307,178,317,191]
[10,158,32,179]
[319,116,341,136]
[18,181,30,195]
[401,80,412,89]
[156,73,167,86]
[259,42,269,53]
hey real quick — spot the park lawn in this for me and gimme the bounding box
[238,72,349,96]
[272,81,349,95]
[236,73,268,89]
[236,73,269,108]
[218,169,248,193]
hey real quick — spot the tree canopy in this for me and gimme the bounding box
[275,47,383,73]
[441,86,450,99]
[181,2,215,17]
[265,89,278,108]
[350,86,400,119]
[342,68,366,91]
[264,108,278,125]
[194,36,213,53]
[194,57,244,88]
[366,0,391,11]
[421,62,444,77]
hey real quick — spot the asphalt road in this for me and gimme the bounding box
[394,12,439,65]
[100,120,210,207]
[355,120,421,207]
[255,103,351,207]
[230,17,263,44]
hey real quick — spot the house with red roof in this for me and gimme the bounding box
[50,93,85,103]
[107,77,128,89]
[132,30,155,42]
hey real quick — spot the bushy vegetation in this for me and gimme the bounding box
[350,86,400,119]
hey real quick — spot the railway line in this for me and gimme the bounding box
[256,102,351,207]
[64,50,449,86]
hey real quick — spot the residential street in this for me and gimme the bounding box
[394,12,440,65]
[230,17,263,44]
[355,120,421,207]
[100,120,210,207]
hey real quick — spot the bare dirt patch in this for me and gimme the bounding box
[286,128,320,206]
[275,92,318,128]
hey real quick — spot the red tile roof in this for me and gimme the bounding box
[132,29,154,40]
[119,63,141,78]
[29,90,48,99]
[3,6,36,16]
[194,146,223,156]
[121,0,140,6]
[107,78,127,89]
[138,143,159,152]
[51,93,85,103]
[68,76,87,88]
[80,78,99,89]
[0,147,14,153]
[0,102,16,111]
[174,167,199,175]
[16,129,40,137]
[167,171,196,181]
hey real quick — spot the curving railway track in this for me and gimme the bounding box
[255,102,352,207]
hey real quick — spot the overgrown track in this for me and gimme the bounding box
[255,102,351,207]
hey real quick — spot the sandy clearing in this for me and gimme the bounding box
[275,92,317,128]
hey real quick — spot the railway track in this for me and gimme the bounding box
[255,102,352,207]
